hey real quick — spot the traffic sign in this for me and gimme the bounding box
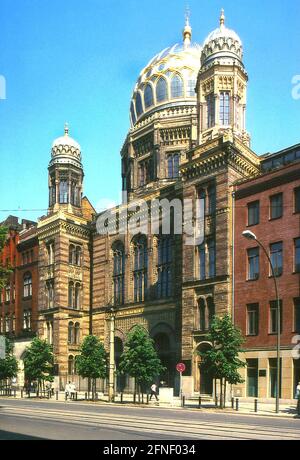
[176,363,186,373]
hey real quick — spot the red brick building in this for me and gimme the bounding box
[0,216,38,386]
[234,144,300,400]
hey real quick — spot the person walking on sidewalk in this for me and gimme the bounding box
[149,383,158,401]
[296,382,300,400]
[65,381,71,400]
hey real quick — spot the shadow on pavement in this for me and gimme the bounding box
[0,430,46,440]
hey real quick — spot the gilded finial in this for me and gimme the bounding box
[183,4,192,47]
[220,8,225,27]
[64,122,69,136]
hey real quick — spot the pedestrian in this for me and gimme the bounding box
[65,381,71,400]
[296,381,300,400]
[70,382,76,401]
[149,383,158,401]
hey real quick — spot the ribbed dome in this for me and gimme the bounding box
[202,10,243,67]
[130,19,202,127]
[49,124,82,169]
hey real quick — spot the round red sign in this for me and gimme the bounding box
[176,363,186,373]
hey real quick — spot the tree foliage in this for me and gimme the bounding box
[118,325,165,392]
[23,338,54,392]
[76,335,107,398]
[0,337,18,382]
[0,226,12,290]
[199,314,246,408]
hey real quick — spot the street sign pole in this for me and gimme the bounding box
[176,363,186,405]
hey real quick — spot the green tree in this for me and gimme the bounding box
[0,337,18,384]
[76,335,107,399]
[118,325,166,398]
[199,314,246,409]
[23,338,54,395]
[0,226,12,290]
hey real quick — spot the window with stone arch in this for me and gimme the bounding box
[135,92,143,117]
[171,74,184,98]
[144,84,154,108]
[23,273,32,298]
[68,355,75,375]
[68,321,74,344]
[69,244,82,266]
[157,236,173,299]
[133,235,148,303]
[59,179,68,204]
[112,241,125,306]
[156,77,168,103]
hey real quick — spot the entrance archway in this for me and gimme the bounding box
[195,342,214,396]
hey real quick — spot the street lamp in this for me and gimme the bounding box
[107,305,116,403]
[242,230,281,413]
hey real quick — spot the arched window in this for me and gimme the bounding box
[59,180,69,204]
[157,236,172,299]
[156,77,168,102]
[68,355,75,375]
[130,102,136,125]
[68,322,74,344]
[167,153,180,179]
[75,283,81,309]
[69,244,76,264]
[23,273,32,298]
[171,74,183,98]
[68,282,74,309]
[144,84,154,108]
[199,299,206,332]
[133,236,148,303]
[113,242,125,306]
[46,280,54,309]
[5,284,11,302]
[135,92,143,117]
[75,322,80,345]
[75,247,81,266]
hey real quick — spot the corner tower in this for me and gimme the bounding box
[197,10,250,146]
[48,124,84,216]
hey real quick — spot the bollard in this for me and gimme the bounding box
[133,393,136,404]
[215,396,218,408]
[47,391,50,400]
[231,397,235,409]
[21,389,23,399]
[198,397,202,409]
[235,398,239,411]
[254,399,258,413]
[75,392,78,401]
[147,394,149,405]
[121,393,123,404]
[85,392,87,401]
[56,391,58,401]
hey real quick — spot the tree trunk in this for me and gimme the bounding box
[223,380,227,409]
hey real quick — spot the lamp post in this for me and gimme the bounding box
[242,230,281,414]
[107,305,116,403]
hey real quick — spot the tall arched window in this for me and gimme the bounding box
[75,322,80,344]
[171,74,183,98]
[130,102,137,125]
[68,282,74,308]
[156,77,168,102]
[75,247,81,266]
[133,236,148,303]
[199,299,206,332]
[135,92,143,117]
[167,153,180,179]
[113,242,125,306]
[74,283,81,309]
[23,273,32,298]
[157,237,172,299]
[59,180,69,204]
[5,284,11,302]
[69,244,76,264]
[68,321,74,344]
[144,84,154,108]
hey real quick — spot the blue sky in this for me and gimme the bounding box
[0,0,299,222]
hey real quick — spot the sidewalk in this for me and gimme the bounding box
[1,391,299,419]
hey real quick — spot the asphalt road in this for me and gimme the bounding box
[0,398,299,440]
